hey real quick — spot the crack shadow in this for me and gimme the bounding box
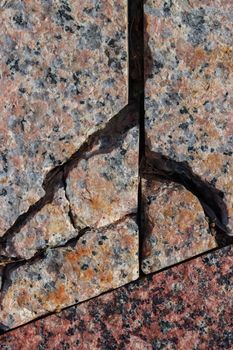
[141,149,232,246]
[0,103,138,251]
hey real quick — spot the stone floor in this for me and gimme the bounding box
[0,0,232,349]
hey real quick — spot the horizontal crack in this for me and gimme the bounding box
[141,149,232,246]
[0,213,137,297]
[0,103,138,250]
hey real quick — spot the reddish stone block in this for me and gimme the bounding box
[0,246,232,349]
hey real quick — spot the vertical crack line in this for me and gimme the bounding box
[128,0,145,276]
[62,171,77,230]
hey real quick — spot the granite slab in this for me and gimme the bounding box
[0,245,232,349]
[0,216,139,331]
[144,0,233,232]
[0,0,128,236]
[66,125,139,230]
[141,179,216,274]
[0,114,139,260]
[1,188,76,260]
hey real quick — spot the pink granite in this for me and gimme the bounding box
[144,0,233,232]
[0,246,232,349]
[141,179,216,274]
[0,217,139,331]
[0,0,128,236]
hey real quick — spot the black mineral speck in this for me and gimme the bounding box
[154,59,164,74]
[180,106,189,114]
[163,0,173,17]
[81,264,89,271]
[0,189,7,196]
[101,235,108,240]
[46,67,57,85]
[179,122,189,130]
[13,13,28,27]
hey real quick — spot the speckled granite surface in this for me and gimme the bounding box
[0,0,232,344]
[0,0,128,235]
[0,216,139,331]
[144,0,233,232]
[2,188,76,260]
[0,246,232,349]
[141,179,216,274]
[66,123,138,230]
[0,111,138,260]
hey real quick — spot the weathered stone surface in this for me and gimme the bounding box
[66,126,139,229]
[141,179,216,273]
[0,216,139,330]
[2,188,76,260]
[0,246,232,349]
[0,118,138,260]
[144,0,233,231]
[0,0,128,236]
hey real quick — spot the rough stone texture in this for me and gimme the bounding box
[0,216,139,331]
[0,246,232,349]
[2,188,76,260]
[0,121,139,260]
[141,179,216,274]
[0,0,128,236]
[144,0,233,231]
[66,126,139,229]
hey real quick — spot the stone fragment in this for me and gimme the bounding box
[144,0,233,231]
[66,126,139,229]
[2,188,76,260]
[0,217,139,330]
[0,0,128,235]
[141,179,216,273]
[0,118,138,260]
[0,246,232,348]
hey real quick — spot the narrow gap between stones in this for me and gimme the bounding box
[128,0,145,278]
[0,0,232,335]
[140,0,232,256]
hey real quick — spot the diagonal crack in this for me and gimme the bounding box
[0,103,138,251]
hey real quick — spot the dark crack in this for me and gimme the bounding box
[128,0,144,278]
[0,214,136,301]
[141,149,233,246]
[0,103,138,253]
[0,0,232,337]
